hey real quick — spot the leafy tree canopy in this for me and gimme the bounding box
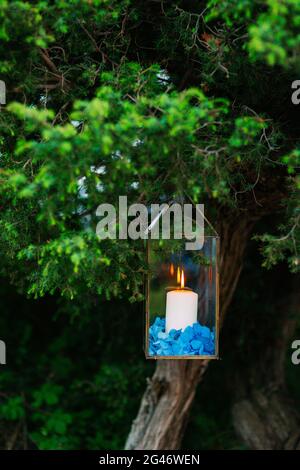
[0,0,299,298]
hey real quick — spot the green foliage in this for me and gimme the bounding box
[283,149,300,189]
[0,0,298,290]
[0,396,25,421]
[248,0,300,67]
[206,0,254,25]
[255,211,300,272]
[0,281,152,450]
[1,78,277,298]
[207,0,300,67]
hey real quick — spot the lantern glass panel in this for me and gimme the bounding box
[145,236,219,359]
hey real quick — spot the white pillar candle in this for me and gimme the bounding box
[165,289,198,333]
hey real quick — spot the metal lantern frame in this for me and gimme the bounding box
[144,234,220,361]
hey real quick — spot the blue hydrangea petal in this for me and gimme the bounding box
[149,316,215,357]
[200,326,211,338]
[193,323,202,335]
[191,339,203,350]
[169,329,180,340]
[157,331,168,340]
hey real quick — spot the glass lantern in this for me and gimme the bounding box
[145,228,219,360]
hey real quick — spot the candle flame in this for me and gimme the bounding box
[170,263,174,276]
[177,267,181,284]
[180,269,185,288]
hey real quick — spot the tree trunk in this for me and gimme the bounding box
[125,213,258,450]
[232,391,300,450]
[232,277,300,450]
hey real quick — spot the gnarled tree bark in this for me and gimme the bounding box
[232,277,300,450]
